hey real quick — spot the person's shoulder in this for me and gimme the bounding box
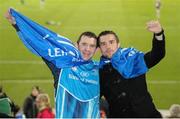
[38,108,54,118]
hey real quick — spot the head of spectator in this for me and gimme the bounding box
[31,86,40,98]
[35,93,54,118]
[36,93,51,111]
[168,104,180,118]
[0,85,7,98]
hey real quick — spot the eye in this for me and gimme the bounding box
[90,44,96,48]
[100,42,106,46]
[109,40,115,44]
[81,43,87,46]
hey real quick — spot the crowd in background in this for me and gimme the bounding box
[0,85,54,118]
[1,84,180,118]
[0,84,111,118]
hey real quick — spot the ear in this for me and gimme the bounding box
[118,43,120,47]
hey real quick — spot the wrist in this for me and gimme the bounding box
[155,29,164,36]
[154,29,164,41]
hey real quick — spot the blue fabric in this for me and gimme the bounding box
[10,8,100,118]
[99,47,148,79]
[10,8,87,68]
[56,61,100,118]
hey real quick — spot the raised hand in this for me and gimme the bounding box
[146,20,162,34]
[4,8,16,25]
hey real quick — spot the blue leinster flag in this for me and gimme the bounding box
[10,8,87,68]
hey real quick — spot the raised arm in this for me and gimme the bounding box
[144,20,165,69]
[5,8,85,68]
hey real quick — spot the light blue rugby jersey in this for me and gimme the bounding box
[56,61,100,118]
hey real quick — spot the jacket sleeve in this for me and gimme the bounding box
[144,30,165,69]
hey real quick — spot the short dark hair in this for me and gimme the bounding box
[32,85,40,92]
[77,31,98,47]
[97,30,119,47]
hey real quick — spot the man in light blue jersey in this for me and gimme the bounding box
[5,8,99,118]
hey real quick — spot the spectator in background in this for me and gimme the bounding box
[13,105,25,119]
[40,0,45,9]
[167,104,180,118]
[0,85,15,118]
[23,86,40,118]
[36,93,55,118]
[20,0,25,5]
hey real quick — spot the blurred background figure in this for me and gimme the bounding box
[45,20,61,26]
[100,97,109,118]
[155,0,161,20]
[13,105,25,119]
[20,0,25,5]
[40,0,45,9]
[36,93,55,118]
[23,85,40,118]
[0,85,16,118]
[167,104,180,118]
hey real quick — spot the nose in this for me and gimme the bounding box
[85,45,91,51]
[105,43,111,49]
